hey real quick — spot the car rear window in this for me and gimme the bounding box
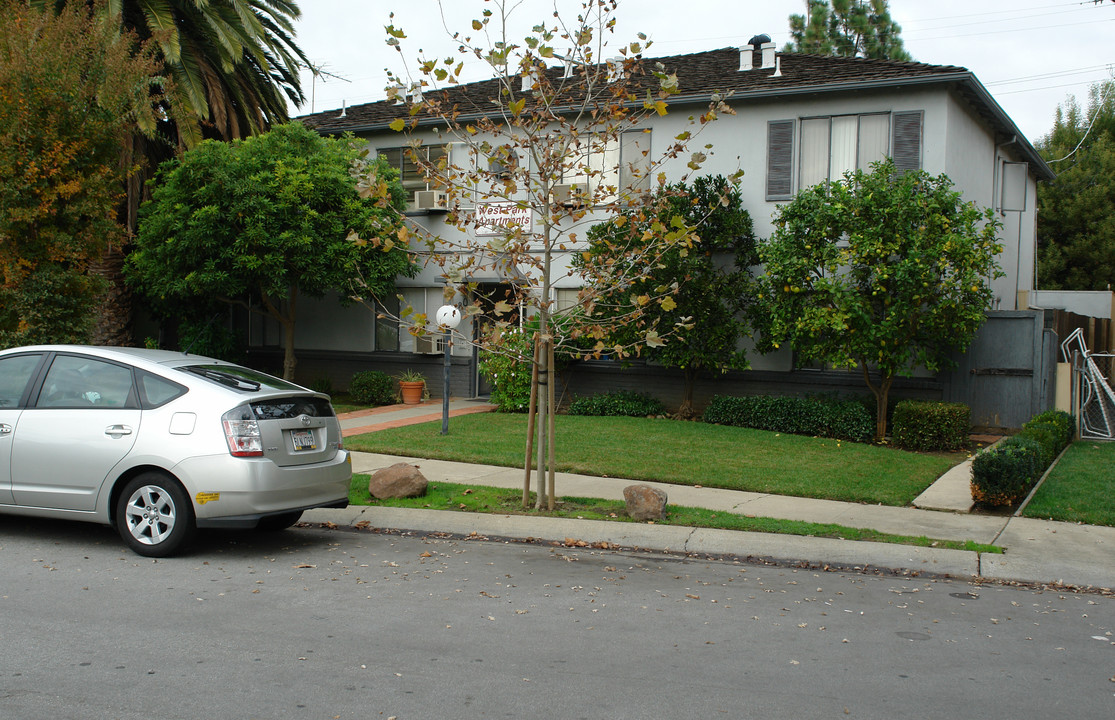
[178,364,302,393]
[251,397,335,419]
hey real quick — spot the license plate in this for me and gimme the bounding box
[291,429,316,451]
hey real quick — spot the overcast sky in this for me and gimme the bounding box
[289,0,1115,144]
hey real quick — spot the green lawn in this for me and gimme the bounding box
[344,413,965,507]
[1023,441,1115,526]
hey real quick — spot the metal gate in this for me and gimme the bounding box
[1062,327,1115,440]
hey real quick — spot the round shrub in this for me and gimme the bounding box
[349,370,396,406]
[567,391,665,417]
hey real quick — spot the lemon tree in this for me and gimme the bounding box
[755,159,1002,441]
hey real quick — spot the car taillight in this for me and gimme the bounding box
[222,406,262,457]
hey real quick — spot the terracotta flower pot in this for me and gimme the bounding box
[399,380,425,405]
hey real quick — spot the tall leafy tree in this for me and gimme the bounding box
[754,159,1002,441]
[0,1,162,346]
[31,0,309,345]
[579,175,756,417]
[125,122,416,380]
[785,0,912,61]
[1036,80,1115,291]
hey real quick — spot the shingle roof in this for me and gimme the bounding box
[297,46,1052,180]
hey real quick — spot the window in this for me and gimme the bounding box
[137,371,187,408]
[0,354,42,408]
[766,111,923,199]
[374,294,400,352]
[400,287,453,354]
[37,355,135,408]
[564,129,651,201]
[377,145,448,206]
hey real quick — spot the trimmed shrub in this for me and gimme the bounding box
[971,436,1043,506]
[567,391,665,417]
[1017,421,1060,467]
[891,400,970,452]
[1026,410,1075,450]
[702,394,873,443]
[349,370,396,406]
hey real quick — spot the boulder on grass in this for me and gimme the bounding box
[368,463,428,499]
[624,484,667,520]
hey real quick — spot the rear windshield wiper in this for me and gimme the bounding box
[186,367,261,391]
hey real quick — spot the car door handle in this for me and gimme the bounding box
[105,424,133,438]
[0,423,11,435]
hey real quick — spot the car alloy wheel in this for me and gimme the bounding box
[114,473,195,557]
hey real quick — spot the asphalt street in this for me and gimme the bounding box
[2,517,1114,719]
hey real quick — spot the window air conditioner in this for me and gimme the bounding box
[414,333,439,354]
[415,190,447,211]
[552,182,587,208]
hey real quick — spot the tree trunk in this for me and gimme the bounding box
[678,366,697,418]
[862,366,894,442]
[89,244,133,346]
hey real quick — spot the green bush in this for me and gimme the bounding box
[971,436,1043,506]
[349,370,396,406]
[702,394,873,443]
[567,390,665,417]
[478,330,534,413]
[309,376,334,395]
[1017,421,1061,467]
[1027,410,1075,449]
[891,400,970,452]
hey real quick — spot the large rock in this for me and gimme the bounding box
[623,484,667,521]
[368,463,428,499]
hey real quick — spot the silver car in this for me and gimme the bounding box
[0,345,351,557]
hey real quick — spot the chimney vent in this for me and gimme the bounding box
[738,45,754,71]
[338,100,346,118]
[760,42,776,69]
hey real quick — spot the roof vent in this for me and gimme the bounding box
[760,41,776,70]
[337,100,346,119]
[748,34,771,46]
[738,45,754,71]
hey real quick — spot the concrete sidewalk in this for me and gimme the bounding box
[318,403,1115,591]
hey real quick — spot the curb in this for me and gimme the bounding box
[303,506,981,580]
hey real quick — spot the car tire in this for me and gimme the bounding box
[255,511,303,532]
[114,473,196,557]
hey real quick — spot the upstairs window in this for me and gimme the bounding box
[377,145,449,208]
[563,129,651,202]
[766,111,922,200]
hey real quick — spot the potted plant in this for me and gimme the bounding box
[397,369,426,405]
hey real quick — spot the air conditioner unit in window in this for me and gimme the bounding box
[414,334,440,354]
[415,190,447,211]
[552,182,588,208]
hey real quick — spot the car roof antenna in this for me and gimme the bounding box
[181,313,222,356]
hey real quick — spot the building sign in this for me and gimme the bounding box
[475,201,532,237]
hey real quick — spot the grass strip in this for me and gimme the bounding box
[345,413,966,507]
[349,476,1001,554]
[1023,441,1115,527]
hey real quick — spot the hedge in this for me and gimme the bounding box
[891,400,970,452]
[703,394,873,443]
[970,409,1075,507]
[567,390,665,417]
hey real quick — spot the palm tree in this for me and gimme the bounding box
[32,1,309,344]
